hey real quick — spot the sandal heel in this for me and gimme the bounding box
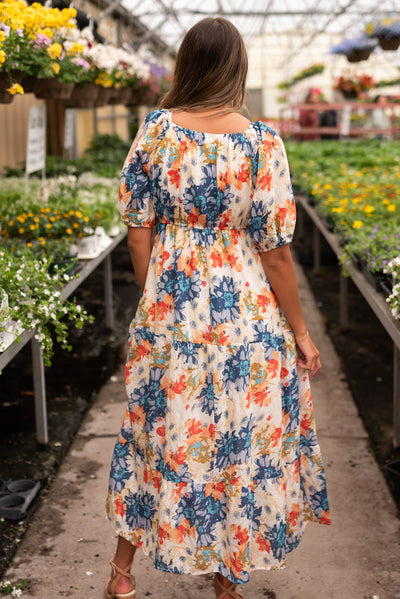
[104,560,136,599]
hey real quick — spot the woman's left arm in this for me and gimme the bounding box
[127,227,153,291]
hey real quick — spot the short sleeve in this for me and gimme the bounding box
[118,113,157,228]
[248,125,296,252]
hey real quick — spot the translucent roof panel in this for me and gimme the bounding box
[122,0,400,53]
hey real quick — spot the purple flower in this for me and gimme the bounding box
[0,23,10,37]
[34,33,51,48]
[72,57,90,71]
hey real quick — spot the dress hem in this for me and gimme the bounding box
[105,512,318,584]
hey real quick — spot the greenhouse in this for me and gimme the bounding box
[0,0,400,597]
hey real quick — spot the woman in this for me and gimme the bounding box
[105,17,330,599]
[298,88,321,140]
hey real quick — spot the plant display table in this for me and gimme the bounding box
[296,194,400,447]
[0,231,126,445]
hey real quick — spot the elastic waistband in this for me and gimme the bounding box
[155,222,246,232]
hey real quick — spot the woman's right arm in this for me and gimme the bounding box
[127,227,153,292]
[260,243,321,377]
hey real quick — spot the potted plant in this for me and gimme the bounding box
[0,246,93,365]
[366,20,400,51]
[0,1,78,98]
[331,37,376,63]
[333,73,375,99]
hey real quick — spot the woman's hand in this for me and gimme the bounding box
[295,333,321,378]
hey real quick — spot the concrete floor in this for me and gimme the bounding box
[3,262,400,599]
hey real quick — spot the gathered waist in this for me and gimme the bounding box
[155,221,247,232]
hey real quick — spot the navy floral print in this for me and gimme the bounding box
[106,109,330,584]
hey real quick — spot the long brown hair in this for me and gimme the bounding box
[160,17,248,113]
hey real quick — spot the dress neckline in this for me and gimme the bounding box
[165,109,254,138]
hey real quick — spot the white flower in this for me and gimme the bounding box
[11,589,22,597]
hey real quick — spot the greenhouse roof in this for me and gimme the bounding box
[121,0,400,53]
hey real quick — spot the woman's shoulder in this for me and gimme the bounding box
[251,120,284,150]
[138,109,170,141]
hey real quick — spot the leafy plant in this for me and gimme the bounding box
[0,246,94,366]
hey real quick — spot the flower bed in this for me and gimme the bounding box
[286,139,400,319]
[0,136,126,365]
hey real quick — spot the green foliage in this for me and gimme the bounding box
[2,132,131,179]
[278,63,325,90]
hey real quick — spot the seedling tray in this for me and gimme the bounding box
[0,479,41,520]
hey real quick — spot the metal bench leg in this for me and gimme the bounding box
[394,343,400,448]
[339,272,349,331]
[313,224,321,272]
[31,337,48,445]
[104,254,115,330]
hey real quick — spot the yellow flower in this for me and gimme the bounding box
[75,210,83,218]
[0,50,5,65]
[40,27,53,38]
[9,219,14,226]
[47,42,63,60]
[6,83,24,95]
[83,216,89,222]
[27,242,33,247]
[66,228,72,234]
[0,32,6,43]
[387,204,396,212]
[50,216,56,222]
[364,205,375,213]
[332,207,344,213]
[19,227,25,234]
[353,220,363,229]
[67,41,84,54]
[52,62,60,75]
[30,224,36,231]
[46,223,52,229]
[73,223,79,228]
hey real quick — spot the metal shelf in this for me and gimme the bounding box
[296,194,400,447]
[0,230,127,445]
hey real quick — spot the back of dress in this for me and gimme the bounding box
[118,109,296,346]
[107,108,330,584]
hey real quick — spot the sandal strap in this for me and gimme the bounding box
[108,560,135,595]
[215,574,244,599]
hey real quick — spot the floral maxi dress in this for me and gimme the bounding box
[106,109,331,584]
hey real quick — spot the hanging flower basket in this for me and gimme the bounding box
[331,37,376,63]
[94,86,118,107]
[63,82,99,108]
[126,87,146,107]
[0,71,23,104]
[378,35,400,50]
[341,89,359,100]
[21,75,39,95]
[108,87,132,105]
[347,48,374,63]
[35,79,75,100]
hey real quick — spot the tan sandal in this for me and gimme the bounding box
[215,573,245,599]
[104,559,136,599]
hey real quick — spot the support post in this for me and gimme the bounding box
[339,272,349,331]
[31,337,48,445]
[104,253,115,330]
[297,203,305,239]
[394,343,400,448]
[313,224,321,272]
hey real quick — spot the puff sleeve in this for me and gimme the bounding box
[248,125,296,252]
[118,114,156,228]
